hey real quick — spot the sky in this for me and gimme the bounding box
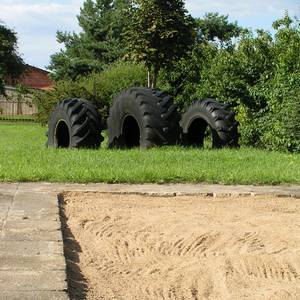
[0,0,299,70]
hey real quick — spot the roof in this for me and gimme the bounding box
[24,64,51,74]
[5,64,55,90]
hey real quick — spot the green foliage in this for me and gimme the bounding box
[259,15,300,152]
[196,13,244,46]
[49,0,130,80]
[87,60,147,117]
[163,13,300,152]
[14,84,32,102]
[33,80,90,125]
[0,23,24,94]
[123,0,195,87]
[0,70,4,95]
[160,12,245,109]
[33,61,147,124]
[46,7,299,152]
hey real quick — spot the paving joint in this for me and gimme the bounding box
[1,183,18,237]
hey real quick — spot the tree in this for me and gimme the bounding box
[123,0,195,88]
[160,13,244,106]
[0,23,24,94]
[168,12,300,152]
[0,69,4,95]
[48,0,130,80]
[195,13,244,47]
[15,84,31,115]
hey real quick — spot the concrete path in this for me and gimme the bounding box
[0,184,68,300]
[0,182,299,300]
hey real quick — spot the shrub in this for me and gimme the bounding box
[33,79,93,125]
[33,61,147,125]
[162,14,300,152]
[85,60,147,120]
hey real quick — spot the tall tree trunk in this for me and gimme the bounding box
[152,64,159,89]
[147,69,151,88]
[17,102,19,115]
[17,101,22,115]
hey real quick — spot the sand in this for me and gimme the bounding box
[61,192,300,300]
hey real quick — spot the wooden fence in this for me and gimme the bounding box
[0,86,37,117]
[0,100,37,116]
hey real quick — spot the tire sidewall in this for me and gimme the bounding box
[181,105,220,147]
[108,88,180,148]
[109,94,146,147]
[182,111,215,134]
[48,108,72,148]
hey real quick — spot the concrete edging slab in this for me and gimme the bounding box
[4,182,299,198]
[0,184,68,300]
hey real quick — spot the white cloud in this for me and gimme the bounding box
[185,0,299,18]
[0,1,83,28]
[0,0,83,68]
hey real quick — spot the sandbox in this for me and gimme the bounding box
[61,192,300,300]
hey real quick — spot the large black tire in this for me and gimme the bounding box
[180,99,239,148]
[47,98,103,149]
[107,88,180,149]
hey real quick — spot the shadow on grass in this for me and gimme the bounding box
[58,194,88,300]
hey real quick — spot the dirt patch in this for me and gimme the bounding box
[61,192,300,300]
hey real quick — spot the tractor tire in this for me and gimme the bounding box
[47,98,103,149]
[108,88,180,149]
[180,99,239,148]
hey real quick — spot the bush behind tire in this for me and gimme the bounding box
[181,99,239,148]
[47,98,103,148]
[108,88,180,148]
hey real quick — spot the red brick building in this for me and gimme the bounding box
[0,65,54,116]
[6,64,54,90]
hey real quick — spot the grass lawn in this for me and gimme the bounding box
[0,122,299,184]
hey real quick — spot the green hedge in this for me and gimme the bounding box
[163,14,300,152]
[33,61,147,125]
